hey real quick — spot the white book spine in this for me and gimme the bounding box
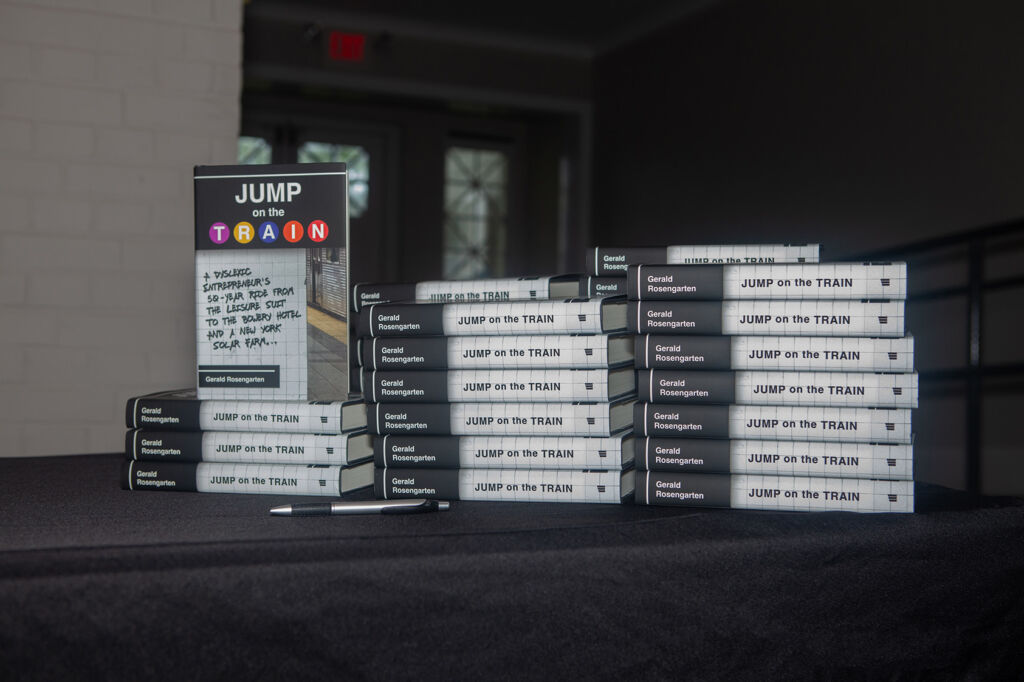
[415,277,553,303]
[666,244,820,264]
[197,401,341,433]
[728,405,912,443]
[729,336,914,371]
[454,435,626,469]
[731,370,918,408]
[441,299,606,335]
[729,441,913,479]
[721,263,906,299]
[449,403,615,436]
[728,475,914,512]
[446,335,610,368]
[194,462,342,495]
[721,301,905,336]
[198,432,351,464]
[452,469,625,503]
[442,369,614,402]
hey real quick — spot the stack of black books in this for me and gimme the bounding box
[121,389,373,496]
[354,277,639,504]
[620,256,917,512]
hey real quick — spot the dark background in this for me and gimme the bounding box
[241,0,1024,495]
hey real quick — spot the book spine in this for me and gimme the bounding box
[414,277,554,304]
[362,303,446,337]
[637,438,913,479]
[628,301,905,336]
[581,276,628,297]
[121,460,347,496]
[589,247,667,275]
[364,335,616,370]
[127,396,202,431]
[376,468,627,503]
[664,244,820,264]
[352,283,417,311]
[638,370,918,408]
[374,434,627,469]
[634,403,912,443]
[195,401,346,434]
[635,471,914,513]
[628,263,906,300]
[722,335,913,372]
[365,369,620,403]
[369,402,620,436]
[126,430,359,465]
[439,299,609,335]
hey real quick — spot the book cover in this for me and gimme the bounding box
[368,400,636,436]
[194,163,350,400]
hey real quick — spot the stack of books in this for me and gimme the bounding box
[121,389,373,496]
[620,255,917,513]
[354,277,638,504]
[581,244,821,297]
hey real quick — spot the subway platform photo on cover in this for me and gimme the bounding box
[193,163,352,401]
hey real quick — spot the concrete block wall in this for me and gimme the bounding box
[0,0,243,457]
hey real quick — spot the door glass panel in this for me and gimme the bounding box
[297,142,370,219]
[237,136,271,165]
[444,146,508,279]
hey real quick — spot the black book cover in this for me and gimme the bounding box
[634,403,731,438]
[626,301,724,334]
[638,370,737,404]
[636,437,732,472]
[627,265,725,300]
[634,335,733,369]
[373,436,463,468]
[362,337,450,370]
[635,470,732,507]
[368,403,453,435]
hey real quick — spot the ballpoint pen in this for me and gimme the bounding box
[270,498,451,516]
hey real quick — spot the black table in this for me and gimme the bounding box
[1,454,1022,680]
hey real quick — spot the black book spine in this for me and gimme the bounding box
[352,283,418,311]
[638,369,737,404]
[581,276,628,297]
[126,397,201,431]
[636,437,732,472]
[375,468,460,499]
[364,370,451,403]
[634,403,731,438]
[367,403,454,435]
[626,301,724,334]
[634,470,732,507]
[120,460,199,492]
[362,337,449,370]
[361,303,446,337]
[373,435,463,468]
[125,430,204,462]
[627,265,725,300]
[634,335,734,369]
[590,247,667,275]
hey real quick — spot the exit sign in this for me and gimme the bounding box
[329,32,366,62]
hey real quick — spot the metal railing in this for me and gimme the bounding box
[854,217,1024,494]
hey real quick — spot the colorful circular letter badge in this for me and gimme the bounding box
[209,222,229,244]
[259,221,280,244]
[233,222,255,244]
[283,220,304,243]
[308,219,329,243]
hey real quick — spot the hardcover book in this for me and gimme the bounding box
[125,429,373,466]
[587,244,820,275]
[362,368,636,403]
[374,434,635,470]
[194,163,350,400]
[376,467,634,504]
[352,276,582,311]
[122,460,374,496]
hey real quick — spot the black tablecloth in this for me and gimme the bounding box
[1,454,1022,680]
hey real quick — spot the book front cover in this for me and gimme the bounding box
[194,163,350,400]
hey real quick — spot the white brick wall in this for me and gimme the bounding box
[0,0,243,457]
